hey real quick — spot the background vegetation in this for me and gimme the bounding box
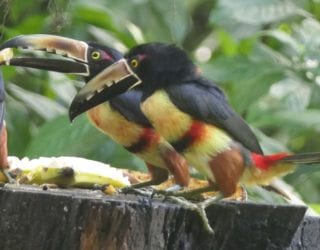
[1,0,320,204]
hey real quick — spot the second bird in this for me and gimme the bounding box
[70,42,320,198]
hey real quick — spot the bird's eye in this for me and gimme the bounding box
[130,59,139,68]
[91,51,101,60]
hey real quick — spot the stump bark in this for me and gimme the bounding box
[0,185,318,250]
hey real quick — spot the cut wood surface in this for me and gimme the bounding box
[0,185,318,250]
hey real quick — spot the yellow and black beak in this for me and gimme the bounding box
[0,34,133,121]
[0,34,90,75]
[69,58,142,121]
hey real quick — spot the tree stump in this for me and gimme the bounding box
[0,185,318,250]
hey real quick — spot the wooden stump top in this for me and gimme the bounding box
[0,185,318,250]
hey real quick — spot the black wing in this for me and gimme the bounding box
[166,79,263,154]
[0,71,5,130]
[109,88,152,128]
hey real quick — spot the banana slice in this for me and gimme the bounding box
[8,156,130,189]
[0,48,14,64]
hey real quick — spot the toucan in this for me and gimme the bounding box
[68,42,320,198]
[0,35,190,188]
[0,70,8,182]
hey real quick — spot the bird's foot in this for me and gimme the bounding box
[150,184,184,198]
[162,185,218,201]
[120,185,155,197]
[227,185,248,201]
[167,195,220,234]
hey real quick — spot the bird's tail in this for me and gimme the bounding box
[279,152,320,164]
[251,152,320,171]
[243,152,320,186]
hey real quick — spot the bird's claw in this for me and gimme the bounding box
[166,195,220,234]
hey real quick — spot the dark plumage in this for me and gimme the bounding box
[109,89,151,127]
[67,41,320,198]
[166,81,263,154]
[125,43,262,154]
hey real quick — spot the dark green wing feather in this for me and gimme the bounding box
[166,79,263,154]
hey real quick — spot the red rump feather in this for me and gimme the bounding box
[251,152,290,170]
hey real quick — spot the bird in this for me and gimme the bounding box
[0,35,190,189]
[69,42,320,198]
[0,70,8,182]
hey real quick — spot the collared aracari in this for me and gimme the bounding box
[0,36,190,188]
[69,42,320,198]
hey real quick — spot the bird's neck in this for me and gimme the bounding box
[141,73,199,101]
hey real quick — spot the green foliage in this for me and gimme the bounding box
[309,203,320,213]
[1,0,320,202]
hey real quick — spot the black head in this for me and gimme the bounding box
[125,43,197,91]
[68,43,198,120]
[85,42,123,81]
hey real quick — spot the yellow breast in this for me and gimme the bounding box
[87,103,143,147]
[141,90,193,142]
[86,102,169,169]
[141,90,233,181]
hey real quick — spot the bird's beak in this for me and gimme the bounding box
[0,34,90,75]
[69,58,142,121]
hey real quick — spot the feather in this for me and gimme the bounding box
[166,80,263,154]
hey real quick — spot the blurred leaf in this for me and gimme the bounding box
[247,186,287,204]
[6,97,33,157]
[308,203,320,214]
[7,83,66,121]
[47,72,78,106]
[212,0,308,26]
[216,29,238,56]
[252,128,289,154]
[285,167,320,202]
[261,30,302,54]
[255,110,320,130]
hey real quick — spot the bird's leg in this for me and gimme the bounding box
[236,185,248,201]
[165,185,248,233]
[166,187,246,233]
[171,184,219,199]
[121,164,168,196]
[0,126,14,183]
[166,196,214,234]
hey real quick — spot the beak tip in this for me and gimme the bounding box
[68,108,78,122]
[68,96,86,122]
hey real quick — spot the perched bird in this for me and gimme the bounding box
[0,35,190,188]
[69,43,320,198]
[0,70,8,182]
